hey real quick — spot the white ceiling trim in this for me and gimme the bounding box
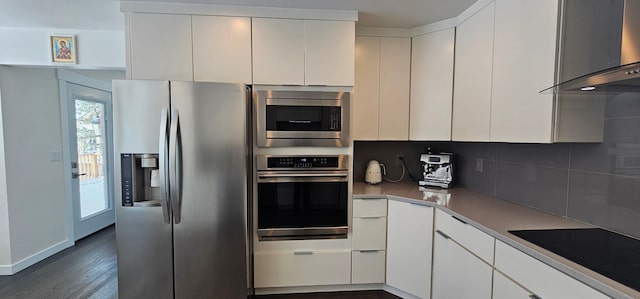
[120,1,358,21]
[355,27,412,38]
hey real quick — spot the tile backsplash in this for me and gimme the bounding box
[354,92,640,239]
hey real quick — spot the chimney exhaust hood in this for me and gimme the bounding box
[542,0,640,93]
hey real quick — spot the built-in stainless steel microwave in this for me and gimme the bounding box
[254,90,350,147]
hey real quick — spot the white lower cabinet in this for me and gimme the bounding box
[386,200,433,298]
[254,250,351,288]
[493,270,534,298]
[431,231,493,299]
[352,250,386,284]
[351,198,387,284]
[352,217,386,250]
[494,240,610,299]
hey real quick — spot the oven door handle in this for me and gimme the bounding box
[258,173,348,179]
[257,171,349,183]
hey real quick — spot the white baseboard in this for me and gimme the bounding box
[0,239,74,275]
[255,283,383,295]
[383,284,421,299]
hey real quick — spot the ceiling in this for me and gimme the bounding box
[0,0,478,31]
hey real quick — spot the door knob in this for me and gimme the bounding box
[72,172,87,179]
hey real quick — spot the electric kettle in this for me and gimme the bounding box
[365,160,383,184]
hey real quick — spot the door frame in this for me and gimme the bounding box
[57,69,115,244]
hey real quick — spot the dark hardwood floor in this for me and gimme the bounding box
[0,226,398,299]
[0,225,118,299]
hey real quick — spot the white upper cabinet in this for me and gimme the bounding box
[490,0,559,142]
[252,18,354,86]
[305,20,355,86]
[353,36,380,140]
[409,28,455,141]
[252,18,305,85]
[353,36,411,141]
[128,13,193,81]
[451,2,495,141]
[192,16,252,84]
[378,37,411,140]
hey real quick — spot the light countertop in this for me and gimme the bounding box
[353,182,639,299]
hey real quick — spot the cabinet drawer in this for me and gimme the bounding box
[352,217,387,250]
[435,209,495,263]
[254,250,351,288]
[352,250,385,284]
[494,240,609,299]
[353,198,387,217]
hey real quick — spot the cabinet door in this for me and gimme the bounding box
[192,16,251,84]
[129,13,193,81]
[493,270,534,299]
[495,241,610,299]
[451,2,495,141]
[379,37,411,140]
[252,18,305,85]
[410,29,454,141]
[353,36,380,140]
[352,217,387,250]
[386,201,433,298]
[305,20,355,86]
[490,0,558,142]
[352,250,386,284]
[432,232,493,299]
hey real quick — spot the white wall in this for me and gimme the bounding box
[0,83,10,270]
[0,66,68,273]
[0,27,125,69]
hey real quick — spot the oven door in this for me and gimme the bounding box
[256,170,349,241]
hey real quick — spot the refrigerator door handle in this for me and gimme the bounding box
[159,108,171,224]
[169,108,182,224]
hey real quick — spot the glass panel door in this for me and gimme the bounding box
[75,100,108,218]
[66,83,115,240]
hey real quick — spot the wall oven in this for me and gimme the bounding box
[254,90,350,147]
[256,155,349,241]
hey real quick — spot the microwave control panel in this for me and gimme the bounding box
[267,156,339,168]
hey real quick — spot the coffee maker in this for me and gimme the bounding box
[419,153,453,188]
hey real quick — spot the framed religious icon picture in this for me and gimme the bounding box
[51,35,76,63]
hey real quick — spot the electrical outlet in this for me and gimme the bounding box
[475,158,483,172]
[395,155,404,165]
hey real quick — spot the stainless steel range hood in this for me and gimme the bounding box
[543,0,640,93]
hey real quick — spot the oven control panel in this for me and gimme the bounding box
[267,156,340,168]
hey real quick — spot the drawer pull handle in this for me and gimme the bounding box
[452,215,468,225]
[529,295,542,299]
[361,216,382,219]
[294,251,313,255]
[436,230,451,239]
[359,250,380,253]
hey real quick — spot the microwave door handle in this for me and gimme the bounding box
[158,108,171,224]
[288,120,312,124]
[169,108,182,224]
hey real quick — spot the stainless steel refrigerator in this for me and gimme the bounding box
[112,80,249,298]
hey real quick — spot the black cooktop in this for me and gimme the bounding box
[509,228,640,292]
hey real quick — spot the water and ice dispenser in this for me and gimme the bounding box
[121,153,161,207]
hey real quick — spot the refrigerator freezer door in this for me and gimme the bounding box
[113,80,173,298]
[112,80,170,153]
[170,82,248,298]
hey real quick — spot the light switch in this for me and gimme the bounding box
[49,151,61,161]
